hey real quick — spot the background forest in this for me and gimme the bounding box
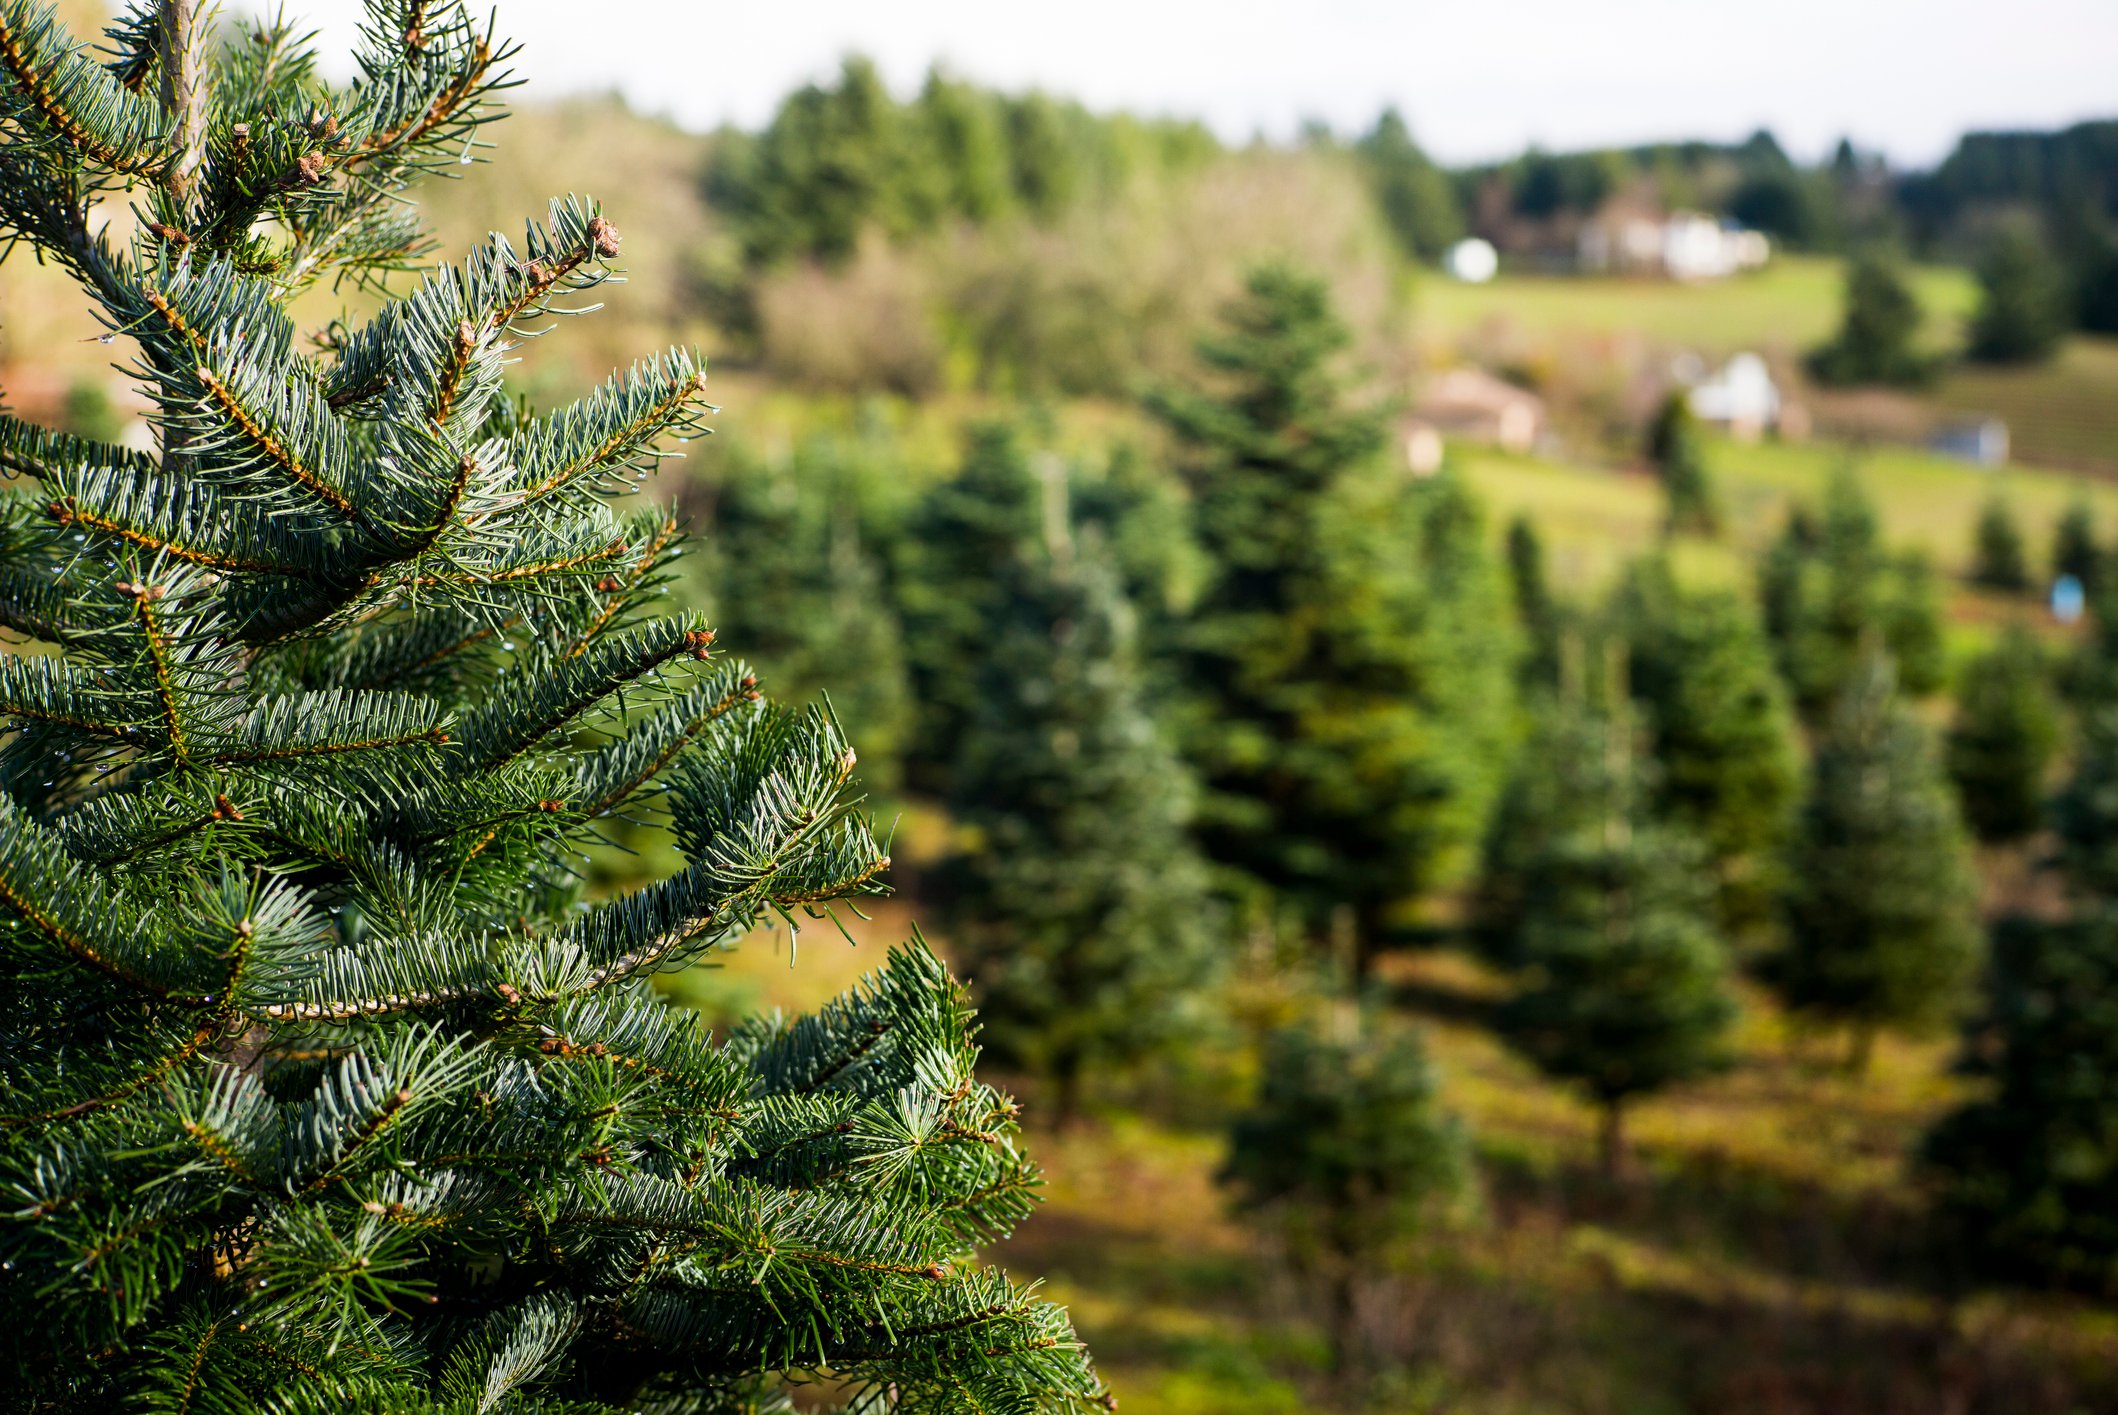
[8,5,2118,1410]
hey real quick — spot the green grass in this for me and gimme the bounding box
[1939,337,2118,471]
[1413,255,1979,358]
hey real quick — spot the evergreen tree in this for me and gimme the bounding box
[698,438,915,794]
[1614,560,1802,940]
[2052,497,2104,599]
[1758,470,1944,717]
[1356,107,1464,263]
[1924,912,2118,1293]
[2053,703,2118,898]
[1150,266,1515,971]
[1971,495,2032,594]
[1221,1017,1470,1374]
[1968,226,2069,365]
[1505,512,1564,687]
[1645,391,1719,536]
[1773,652,1982,1068]
[1946,627,2062,844]
[0,2,1098,1407]
[1485,688,1738,1177]
[1806,252,1933,387]
[937,533,1219,1125]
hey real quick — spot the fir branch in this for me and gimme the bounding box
[0,0,171,178]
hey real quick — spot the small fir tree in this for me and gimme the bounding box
[1505,512,1565,687]
[1806,252,1933,386]
[1355,107,1465,263]
[2053,703,2118,898]
[1971,495,2032,594]
[1150,265,1515,971]
[1485,686,1738,1177]
[937,530,1219,1126]
[0,1,1098,1406]
[2053,498,2104,599]
[1946,626,2062,844]
[1923,912,2118,1292]
[1221,1017,1470,1375]
[1758,469,1945,717]
[1646,390,1719,536]
[1614,560,1802,940]
[1773,651,1982,1069]
[1968,226,2069,365]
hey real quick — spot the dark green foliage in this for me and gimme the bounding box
[2052,498,2104,598]
[1758,470,1947,717]
[1221,1016,1470,1372]
[1482,691,1738,1174]
[1924,913,2118,1293]
[1773,653,1982,1060]
[1149,266,1516,967]
[1356,108,1464,262]
[695,437,915,794]
[1505,513,1565,686]
[1646,391,1719,536]
[1946,627,2061,844]
[1968,227,2069,365]
[2054,703,2118,898]
[1971,495,2032,593]
[1614,560,1802,940]
[937,534,1220,1122]
[1806,253,1933,387]
[0,2,1098,1408]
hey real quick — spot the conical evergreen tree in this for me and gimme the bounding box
[1806,251,1933,387]
[1149,265,1515,971]
[937,527,1220,1126]
[1758,469,1944,717]
[2052,498,2104,599]
[697,438,915,795]
[2053,702,2118,898]
[1221,1015,1470,1375]
[1482,677,1738,1176]
[1614,559,1802,940]
[1355,108,1464,263]
[1773,651,1981,1068]
[1646,391,1719,536]
[1968,226,2069,366]
[1923,912,2118,1292]
[1505,512,1565,687]
[0,2,1097,1406]
[1946,626,2062,844]
[1972,495,2032,594]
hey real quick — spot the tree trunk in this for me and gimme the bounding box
[1598,1098,1627,1182]
[157,0,207,207]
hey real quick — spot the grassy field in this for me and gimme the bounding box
[1412,256,1980,359]
[1940,337,2118,471]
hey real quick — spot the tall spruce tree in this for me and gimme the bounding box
[1923,912,2118,1293]
[1614,560,1802,940]
[1968,226,2069,366]
[1773,652,1982,1069]
[1946,626,2062,844]
[1971,495,2032,594]
[0,1,1099,1407]
[1149,265,1514,971]
[1646,390,1719,537]
[937,526,1219,1126]
[1221,1016,1470,1375]
[1484,684,1737,1177]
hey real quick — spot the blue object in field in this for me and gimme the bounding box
[2054,574,2086,625]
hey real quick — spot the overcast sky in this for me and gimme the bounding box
[266,0,2118,167]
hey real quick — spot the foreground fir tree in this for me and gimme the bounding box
[1220,1015,1469,1377]
[0,1,1099,1408]
[1772,651,1981,1071]
[936,490,1218,1127]
[2052,498,2104,600]
[1484,686,1736,1178]
[1149,266,1514,971]
[1923,912,2118,1293]
[1945,626,2061,845]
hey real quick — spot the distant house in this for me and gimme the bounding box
[1687,353,1782,441]
[1404,368,1546,472]
[1930,417,2010,469]
[1578,205,1770,282]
